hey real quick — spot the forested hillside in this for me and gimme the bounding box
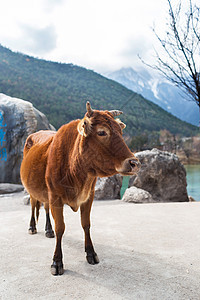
[0,45,197,137]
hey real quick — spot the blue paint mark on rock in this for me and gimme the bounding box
[0,111,7,162]
[0,112,7,127]
[0,148,7,162]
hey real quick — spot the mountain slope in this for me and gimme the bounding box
[105,67,199,126]
[0,45,197,137]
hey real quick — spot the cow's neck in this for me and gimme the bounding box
[64,158,95,211]
[62,136,96,210]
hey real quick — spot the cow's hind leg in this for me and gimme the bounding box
[80,186,99,265]
[29,196,40,234]
[50,196,65,276]
[44,202,54,238]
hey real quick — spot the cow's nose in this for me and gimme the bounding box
[116,157,141,175]
[129,159,141,171]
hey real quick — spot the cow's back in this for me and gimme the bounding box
[20,130,56,202]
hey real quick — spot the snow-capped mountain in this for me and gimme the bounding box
[104,67,199,126]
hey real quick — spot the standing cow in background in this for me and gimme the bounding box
[20,102,140,276]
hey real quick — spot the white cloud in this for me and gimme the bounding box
[18,24,57,55]
[0,0,169,72]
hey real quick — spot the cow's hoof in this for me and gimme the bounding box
[86,252,99,265]
[51,261,64,276]
[45,229,55,238]
[28,227,37,234]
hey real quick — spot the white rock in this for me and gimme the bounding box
[122,186,153,203]
[0,183,24,194]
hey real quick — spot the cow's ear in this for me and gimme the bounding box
[77,118,91,137]
[116,118,126,130]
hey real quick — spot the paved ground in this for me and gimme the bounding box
[0,192,200,300]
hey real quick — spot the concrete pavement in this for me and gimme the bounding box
[0,192,200,300]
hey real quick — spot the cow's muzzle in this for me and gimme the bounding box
[116,157,141,176]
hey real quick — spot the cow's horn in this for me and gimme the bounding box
[86,101,93,117]
[109,110,123,117]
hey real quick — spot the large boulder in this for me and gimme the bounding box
[94,175,122,200]
[129,148,189,202]
[0,93,55,184]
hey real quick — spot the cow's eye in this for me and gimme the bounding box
[97,130,107,136]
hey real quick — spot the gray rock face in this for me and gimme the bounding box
[129,148,189,202]
[0,93,55,183]
[95,175,122,200]
[122,186,153,203]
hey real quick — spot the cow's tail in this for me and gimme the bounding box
[36,200,41,222]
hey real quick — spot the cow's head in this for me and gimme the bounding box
[77,102,140,177]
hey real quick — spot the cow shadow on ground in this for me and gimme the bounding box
[58,237,199,300]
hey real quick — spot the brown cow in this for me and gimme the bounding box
[20,102,140,276]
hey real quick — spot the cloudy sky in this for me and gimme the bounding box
[0,0,171,73]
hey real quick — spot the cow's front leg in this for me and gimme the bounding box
[50,197,65,275]
[80,181,99,265]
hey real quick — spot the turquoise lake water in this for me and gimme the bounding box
[185,165,200,201]
[120,164,200,201]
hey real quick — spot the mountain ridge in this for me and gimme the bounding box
[0,45,197,137]
[104,67,199,126]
